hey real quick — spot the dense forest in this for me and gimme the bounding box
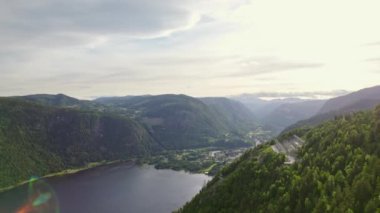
[179,106,380,212]
[0,98,157,188]
[95,94,258,149]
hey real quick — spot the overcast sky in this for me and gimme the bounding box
[1,0,380,99]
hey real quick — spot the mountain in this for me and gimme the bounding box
[93,95,136,105]
[0,94,259,189]
[14,94,103,110]
[199,97,257,133]
[319,85,380,114]
[284,85,380,133]
[263,100,326,133]
[0,97,156,188]
[231,94,326,134]
[179,106,380,212]
[95,95,257,149]
[231,94,304,119]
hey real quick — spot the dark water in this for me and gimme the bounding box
[0,164,211,213]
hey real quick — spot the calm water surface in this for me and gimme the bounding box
[0,163,211,213]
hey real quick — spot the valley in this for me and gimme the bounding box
[0,94,265,191]
[2,85,380,212]
[2,2,380,212]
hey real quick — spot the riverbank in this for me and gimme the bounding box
[0,159,129,193]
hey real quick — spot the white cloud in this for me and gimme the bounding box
[1,0,380,98]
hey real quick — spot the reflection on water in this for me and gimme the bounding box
[0,164,211,213]
[15,176,60,213]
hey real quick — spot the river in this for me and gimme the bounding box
[0,163,211,213]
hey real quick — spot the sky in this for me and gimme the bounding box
[1,0,380,99]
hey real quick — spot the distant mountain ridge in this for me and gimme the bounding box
[231,95,326,134]
[318,85,380,114]
[261,99,326,133]
[231,95,305,119]
[14,94,103,110]
[284,85,380,132]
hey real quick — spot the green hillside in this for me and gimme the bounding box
[0,98,156,188]
[200,97,257,134]
[179,106,380,212]
[95,95,257,149]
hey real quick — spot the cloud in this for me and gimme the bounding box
[141,55,238,66]
[238,90,350,99]
[365,41,380,46]
[1,0,380,98]
[366,58,380,62]
[0,0,201,49]
[221,58,324,77]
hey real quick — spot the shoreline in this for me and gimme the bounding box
[147,162,215,177]
[0,159,131,193]
[0,159,211,194]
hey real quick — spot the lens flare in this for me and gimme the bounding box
[16,176,60,213]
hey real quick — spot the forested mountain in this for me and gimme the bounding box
[200,97,257,133]
[95,95,257,149]
[284,86,380,133]
[179,106,380,212]
[0,97,157,188]
[0,93,260,190]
